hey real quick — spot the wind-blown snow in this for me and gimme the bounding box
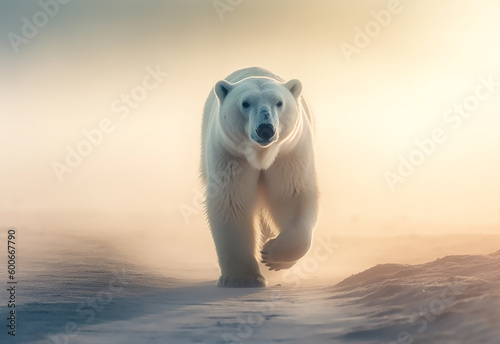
[331,250,500,343]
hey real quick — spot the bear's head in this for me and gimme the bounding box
[214,77,303,169]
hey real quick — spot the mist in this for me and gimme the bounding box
[2,1,500,241]
[2,1,500,343]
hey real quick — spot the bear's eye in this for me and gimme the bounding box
[242,101,250,109]
[276,100,283,107]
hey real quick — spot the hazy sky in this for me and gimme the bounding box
[1,0,500,236]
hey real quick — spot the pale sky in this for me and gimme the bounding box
[1,0,500,237]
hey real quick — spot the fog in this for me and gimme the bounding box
[1,0,500,262]
[2,2,500,343]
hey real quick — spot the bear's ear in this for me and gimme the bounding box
[214,80,233,103]
[284,79,302,99]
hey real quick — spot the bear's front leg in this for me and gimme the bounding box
[205,159,265,288]
[260,152,319,271]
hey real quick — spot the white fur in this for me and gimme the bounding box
[201,67,318,287]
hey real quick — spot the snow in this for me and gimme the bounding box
[1,230,499,344]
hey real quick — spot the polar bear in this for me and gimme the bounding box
[201,67,318,287]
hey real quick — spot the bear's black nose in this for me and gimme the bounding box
[256,124,275,141]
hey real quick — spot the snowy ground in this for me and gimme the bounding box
[1,228,499,344]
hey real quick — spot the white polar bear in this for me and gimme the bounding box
[201,67,318,287]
